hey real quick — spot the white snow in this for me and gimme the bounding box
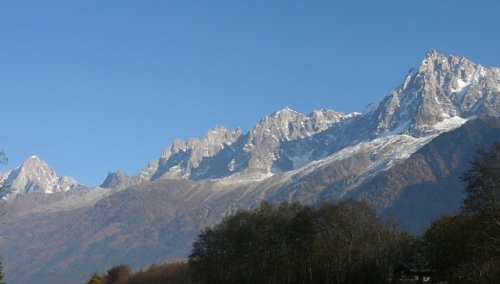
[452,79,470,104]
[275,114,475,193]
[433,116,472,132]
[376,120,411,139]
[289,133,436,186]
[451,66,485,94]
[455,79,469,92]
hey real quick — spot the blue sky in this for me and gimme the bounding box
[2,1,500,187]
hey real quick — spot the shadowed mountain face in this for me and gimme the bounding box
[1,51,500,283]
[353,116,500,231]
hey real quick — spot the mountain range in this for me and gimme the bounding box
[0,50,499,283]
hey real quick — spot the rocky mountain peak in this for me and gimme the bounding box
[253,108,307,141]
[188,126,243,168]
[17,155,46,169]
[144,125,245,181]
[423,49,444,62]
[102,51,499,189]
[0,156,82,197]
[16,155,58,184]
[364,50,499,137]
[100,171,132,189]
[203,125,242,143]
[309,109,347,132]
[417,50,479,81]
[270,106,296,117]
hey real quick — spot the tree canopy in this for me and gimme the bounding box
[188,200,414,284]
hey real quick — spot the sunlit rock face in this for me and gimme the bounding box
[1,155,82,197]
[100,51,500,191]
[365,50,500,137]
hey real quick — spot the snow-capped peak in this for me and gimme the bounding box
[360,50,500,137]
[1,156,82,197]
[102,50,500,189]
[271,106,297,117]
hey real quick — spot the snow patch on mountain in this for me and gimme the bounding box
[376,120,412,139]
[433,116,472,132]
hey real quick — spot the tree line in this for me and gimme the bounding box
[84,141,498,284]
[188,199,416,284]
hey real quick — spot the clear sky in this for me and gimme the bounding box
[1,1,500,187]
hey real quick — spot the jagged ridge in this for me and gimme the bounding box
[102,50,500,190]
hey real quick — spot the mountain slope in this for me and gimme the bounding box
[357,116,500,231]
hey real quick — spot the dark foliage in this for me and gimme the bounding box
[421,142,500,283]
[85,262,191,284]
[105,265,131,284]
[188,200,414,284]
[124,262,191,284]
